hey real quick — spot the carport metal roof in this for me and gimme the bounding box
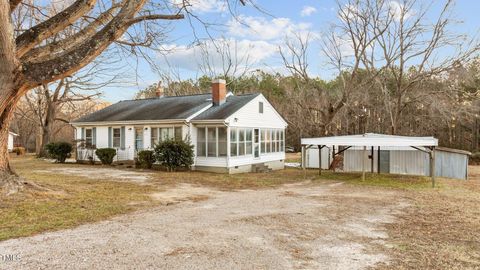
[301,133,438,147]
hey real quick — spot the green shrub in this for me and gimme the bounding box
[95,148,116,165]
[137,150,155,169]
[154,139,194,171]
[45,142,72,163]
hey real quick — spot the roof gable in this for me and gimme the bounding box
[191,93,260,121]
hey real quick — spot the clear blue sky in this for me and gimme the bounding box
[98,0,480,102]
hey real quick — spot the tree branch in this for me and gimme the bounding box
[9,0,22,13]
[15,0,97,57]
[21,4,121,62]
[21,0,184,88]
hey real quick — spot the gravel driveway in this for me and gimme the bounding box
[0,181,407,270]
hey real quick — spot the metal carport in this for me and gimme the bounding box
[300,133,439,187]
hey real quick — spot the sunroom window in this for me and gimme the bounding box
[197,126,227,157]
[197,127,206,156]
[230,128,237,157]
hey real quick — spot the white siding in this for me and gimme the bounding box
[227,94,287,129]
[229,152,285,167]
[8,134,14,151]
[196,157,228,167]
[125,125,135,160]
[190,123,198,165]
[143,126,151,149]
[96,127,109,148]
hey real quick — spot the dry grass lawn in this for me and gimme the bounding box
[377,166,480,269]
[1,155,479,269]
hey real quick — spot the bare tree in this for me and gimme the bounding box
[352,0,480,134]
[0,0,253,189]
[279,3,384,136]
[198,38,253,92]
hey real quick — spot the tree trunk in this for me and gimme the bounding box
[37,98,57,157]
[0,0,23,190]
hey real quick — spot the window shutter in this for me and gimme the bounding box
[108,127,112,148]
[92,127,97,148]
[120,126,125,149]
[81,128,85,139]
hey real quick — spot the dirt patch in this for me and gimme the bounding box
[0,182,406,270]
[150,183,217,205]
[34,167,153,183]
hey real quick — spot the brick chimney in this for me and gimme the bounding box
[211,79,226,106]
[155,81,164,98]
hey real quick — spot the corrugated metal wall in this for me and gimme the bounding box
[305,146,469,180]
[341,148,468,180]
[390,150,429,176]
[344,148,378,172]
[435,151,469,180]
[304,146,332,169]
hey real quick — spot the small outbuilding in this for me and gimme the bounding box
[8,131,18,152]
[301,133,471,186]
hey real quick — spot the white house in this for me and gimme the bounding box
[71,79,288,173]
[8,131,18,152]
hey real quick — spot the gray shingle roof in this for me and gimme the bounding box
[192,93,260,121]
[73,94,212,123]
[72,93,260,123]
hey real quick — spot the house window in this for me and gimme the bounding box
[175,127,182,141]
[197,127,206,156]
[207,127,216,157]
[238,129,245,156]
[245,129,252,155]
[160,127,173,142]
[85,128,93,148]
[259,102,264,113]
[113,128,121,148]
[218,127,227,157]
[135,128,143,150]
[230,128,237,157]
[151,128,158,146]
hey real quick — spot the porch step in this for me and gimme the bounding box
[252,163,272,173]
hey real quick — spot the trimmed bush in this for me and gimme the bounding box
[95,148,116,165]
[154,139,194,171]
[137,150,155,169]
[45,142,72,163]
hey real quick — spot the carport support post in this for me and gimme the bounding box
[362,146,366,181]
[318,145,323,175]
[301,145,306,169]
[430,147,436,188]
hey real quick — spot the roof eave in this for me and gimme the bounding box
[71,119,188,126]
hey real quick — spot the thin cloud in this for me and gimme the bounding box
[301,6,317,17]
